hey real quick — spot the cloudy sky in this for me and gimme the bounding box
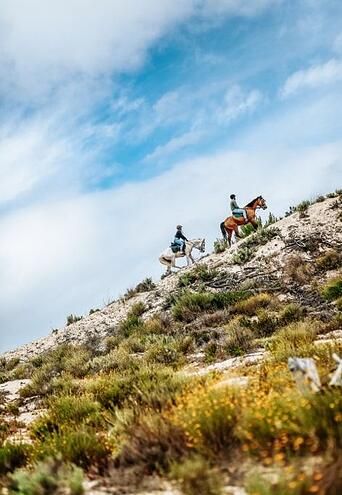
[0,0,341,352]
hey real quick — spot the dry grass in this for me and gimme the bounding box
[284,255,313,284]
[268,320,318,361]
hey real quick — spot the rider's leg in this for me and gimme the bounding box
[233,208,247,221]
[181,239,186,253]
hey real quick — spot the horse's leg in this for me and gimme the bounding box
[227,229,233,246]
[234,225,240,241]
[220,221,227,241]
[250,219,258,230]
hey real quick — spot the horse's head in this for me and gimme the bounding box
[256,196,267,210]
[190,238,206,252]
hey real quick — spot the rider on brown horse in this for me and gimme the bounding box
[230,194,248,223]
[221,196,267,246]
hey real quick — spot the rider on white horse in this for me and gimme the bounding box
[173,225,188,253]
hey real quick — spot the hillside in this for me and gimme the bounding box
[0,192,342,495]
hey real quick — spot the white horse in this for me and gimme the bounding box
[159,238,205,275]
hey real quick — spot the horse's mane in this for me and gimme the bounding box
[245,196,262,208]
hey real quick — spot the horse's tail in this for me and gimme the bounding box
[220,221,227,241]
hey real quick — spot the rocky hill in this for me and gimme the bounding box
[2,195,341,363]
[0,192,341,495]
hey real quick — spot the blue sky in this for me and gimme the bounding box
[0,0,341,352]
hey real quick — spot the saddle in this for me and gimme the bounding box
[170,242,181,253]
[232,211,244,218]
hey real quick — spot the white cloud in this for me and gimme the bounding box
[281,58,342,98]
[0,120,72,204]
[144,129,204,163]
[0,0,278,100]
[0,0,195,97]
[143,85,263,162]
[219,86,263,122]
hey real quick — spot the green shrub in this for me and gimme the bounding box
[170,456,223,495]
[336,296,342,311]
[0,444,31,475]
[213,239,227,254]
[278,303,305,325]
[118,413,188,472]
[204,341,219,363]
[178,265,218,288]
[242,226,280,248]
[172,290,249,322]
[66,314,82,326]
[45,395,102,428]
[129,301,146,316]
[264,212,278,227]
[231,246,254,265]
[252,309,279,337]
[119,315,143,337]
[316,250,342,271]
[223,321,254,357]
[34,428,110,470]
[296,199,311,217]
[145,337,184,366]
[20,345,91,398]
[268,321,317,361]
[240,222,259,238]
[84,364,187,411]
[141,314,173,336]
[124,277,156,299]
[232,293,274,316]
[9,458,84,495]
[321,277,342,301]
[104,335,121,352]
[89,347,138,374]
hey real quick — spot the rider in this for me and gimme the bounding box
[174,225,188,253]
[230,194,248,222]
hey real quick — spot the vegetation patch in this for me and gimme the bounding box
[178,265,218,288]
[232,293,274,316]
[124,277,156,300]
[316,250,342,271]
[8,458,84,495]
[172,290,249,322]
[268,321,318,361]
[321,276,342,301]
[0,444,31,476]
[284,254,313,284]
[170,456,223,495]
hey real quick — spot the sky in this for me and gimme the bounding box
[0,0,341,353]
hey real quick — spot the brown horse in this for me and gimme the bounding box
[220,196,267,245]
